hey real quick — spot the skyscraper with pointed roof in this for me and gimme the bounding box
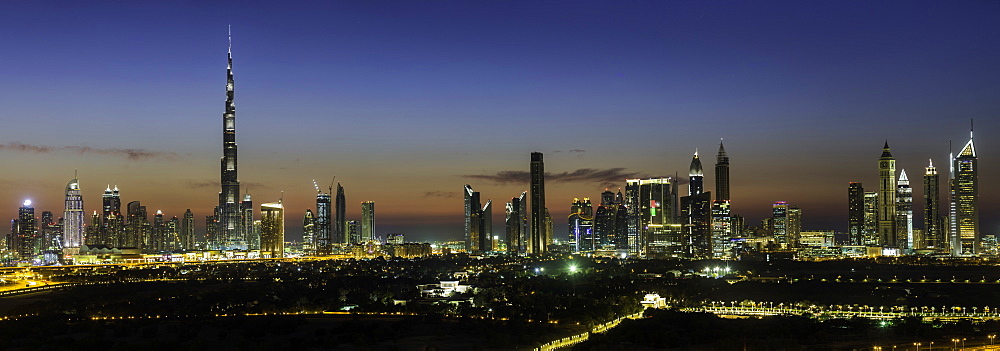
[63,176,84,250]
[923,159,942,250]
[896,170,913,249]
[689,150,703,196]
[217,27,244,250]
[715,141,729,202]
[878,142,897,248]
[951,129,978,255]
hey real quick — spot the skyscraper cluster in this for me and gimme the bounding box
[847,129,979,256]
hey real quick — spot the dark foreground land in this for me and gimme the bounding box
[576,309,1000,350]
[0,313,579,350]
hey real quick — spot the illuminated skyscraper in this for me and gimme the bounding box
[593,190,618,250]
[529,152,546,254]
[923,159,942,249]
[302,209,316,255]
[101,185,123,247]
[862,192,878,245]
[848,182,864,245]
[315,188,332,255]
[682,152,712,257]
[505,192,527,255]
[464,185,482,252]
[711,200,731,258]
[715,141,729,202]
[335,182,346,245]
[151,210,165,252]
[689,150,703,196]
[361,201,375,242]
[16,200,37,260]
[568,198,595,252]
[951,130,978,255]
[347,220,360,244]
[878,142,897,248]
[260,201,284,258]
[167,216,180,250]
[626,177,679,256]
[772,201,800,248]
[125,201,148,249]
[482,200,492,251]
[217,29,245,250]
[242,193,256,250]
[713,142,732,257]
[182,209,195,250]
[896,170,913,250]
[63,176,84,250]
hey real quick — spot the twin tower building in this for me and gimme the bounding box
[850,132,979,256]
[466,143,733,258]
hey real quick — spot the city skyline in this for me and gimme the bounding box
[1,2,999,242]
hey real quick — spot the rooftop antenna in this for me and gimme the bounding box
[228,25,232,53]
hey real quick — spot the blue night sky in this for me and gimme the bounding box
[1,1,998,242]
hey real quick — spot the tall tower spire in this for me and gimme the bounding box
[218,27,244,250]
[878,141,897,248]
[688,150,703,196]
[952,126,979,255]
[715,139,730,202]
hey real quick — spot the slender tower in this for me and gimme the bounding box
[923,160,940,249]
[715,141,730,201]
[896,170,913,250]
[689,150,703,196]
[952,127,978,255]
[63,176,84,251]
[315,186,332,255]
[847,183,864,245]
[218,27,244,250]
[335,182,346,245]
[877,142,897,248]
[529,152,546,254]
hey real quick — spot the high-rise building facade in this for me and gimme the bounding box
[568,198,595,252]
[242,193,256,250]
[951,132,978,255]
[710,200,731,258]
[217,31,245,250]
[125,201,148,250]
[593,190,619,251]
[713,142,732,257]
[529,152,546,255]
[715,141,730,202]
[862,192,878,246]
[302,209,316,255]
[848,182,864,246]
[878,142,897,248]
[625,177,679,256]
[464,185,483,253]
[16,200,37,260]
[335,183,346,245]
[347,220,360,245]
[361,201,375,242]
[182,209,195,250]
[63,177,84,250]
[505,192,527,255]
[682,152,712,257]
[923,159,942,250]
[101,186,123,247]
[896,170,913,250]
[315,190,332,255]
[260,201,284,258]
[771,201,802,248]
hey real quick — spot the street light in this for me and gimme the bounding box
[568,265,578,274]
